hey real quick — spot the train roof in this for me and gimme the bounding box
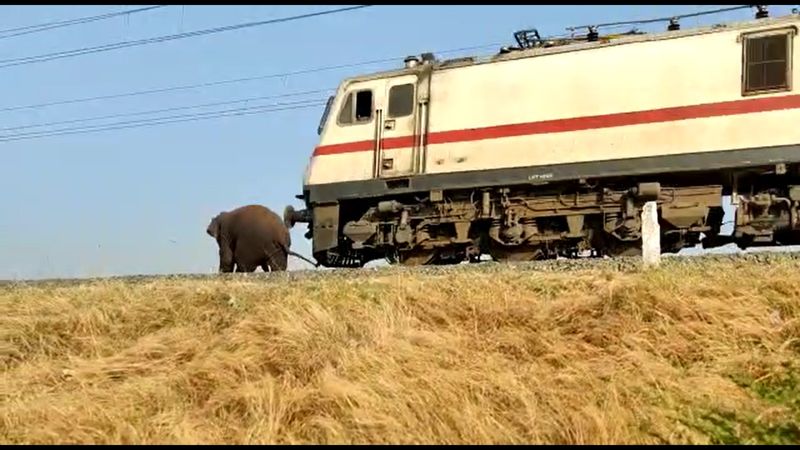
[337,11,800,88]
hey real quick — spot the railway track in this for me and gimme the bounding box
[4,250,800,288]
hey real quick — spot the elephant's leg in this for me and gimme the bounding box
[219,246,234,273]
[235,262,257,273]
[273,255,288,271]
[265,244,288,272]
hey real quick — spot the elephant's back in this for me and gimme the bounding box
[229,204,289,245]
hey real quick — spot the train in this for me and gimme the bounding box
[284,8,800,268]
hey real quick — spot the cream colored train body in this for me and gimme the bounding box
[286,12,800,267]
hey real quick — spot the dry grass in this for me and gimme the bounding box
[1,258,799,444]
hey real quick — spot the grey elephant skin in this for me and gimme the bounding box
[206,204,317,273]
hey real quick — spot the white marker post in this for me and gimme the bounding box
[641,201,661,268]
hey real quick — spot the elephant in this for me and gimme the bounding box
[206,204,318,273]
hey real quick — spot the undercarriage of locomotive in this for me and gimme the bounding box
[327,182,715,266]
[290,167,800,268]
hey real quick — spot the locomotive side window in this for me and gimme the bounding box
[388,83,415,118]
[743,32,792,94]
[318,95,334,135]
[354,90,373,122]
[337,93,353,124]
[337,89,373,125]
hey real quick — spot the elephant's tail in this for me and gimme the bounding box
[264,244,320,269]
[287,249,320,268]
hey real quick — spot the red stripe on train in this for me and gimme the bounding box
[312,94,800,157]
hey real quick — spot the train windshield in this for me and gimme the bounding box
[317,96,335,135]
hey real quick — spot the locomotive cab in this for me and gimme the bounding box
[286,58,435,266]
[310,74,424,183]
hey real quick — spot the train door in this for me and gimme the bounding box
[376,74,420,178]
[331,78,388,181]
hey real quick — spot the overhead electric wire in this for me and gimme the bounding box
[0,42,502,113]
[0,5,373,69]
[566,5,753,31]
[0,98,326,138]
[0,88,335,132]
[0,100,328,143]
[0,5,761,143]
[0,5,168,40]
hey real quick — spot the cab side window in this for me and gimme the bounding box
[354,90,373,121]
[317,96,334,135]
[743,31,793,95]
[338,89,373,125]
[388,83,415,118]
[337,93,353,124]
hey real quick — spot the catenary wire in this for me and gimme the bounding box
[0,42,503,113]
[0,98,325,138]
[566,5,753,31]
[0,88,335,132]
[0,4,767,111]
[0,5,371,64]
[0,5,373,69]
[0,4,763,141]
[0,5,168,40]
[0,100,328,143]
[0,4,764,109]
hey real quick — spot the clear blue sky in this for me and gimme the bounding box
[0,5,795,280]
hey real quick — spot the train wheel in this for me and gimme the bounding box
[316,250,365,268]
[488,243,547,262]
[605,241,642,257]
[398,248,438,266]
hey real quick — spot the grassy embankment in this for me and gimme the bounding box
[1,255,799,444]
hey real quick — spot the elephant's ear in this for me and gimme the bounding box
[207,216,220,238]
